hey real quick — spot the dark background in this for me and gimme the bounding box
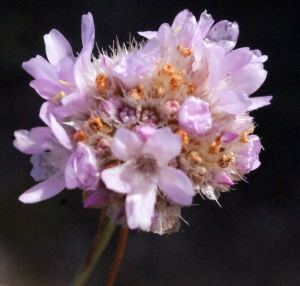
[1,1,299,285]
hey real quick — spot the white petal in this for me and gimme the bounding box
[228,63,267,95]
[44,29,74,66]
[81,12,95,47]
[143,128,182,166]
[215,90,252,114]
[158,166,194,206]
[101,164,132,194]
[49,114,72,150]
[64,155,78,189]
[19,173,65,203]
[247,96,272,111]
[111,128,143,161]
[126,184,157,231]
[138,31,157,39]
[13,127,52,154]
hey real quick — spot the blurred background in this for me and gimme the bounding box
[1,0,299,285]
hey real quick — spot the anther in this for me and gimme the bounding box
[187,151,202,164]
[176,130,189,146]
[208,132,224,154]
[59,80,71,86]
[95,73,109,90]
[130,84,144,100]
[152,85,165,98]
[187,82,197,95]
[162,64,174,76]
[218,154,233,168]
[74,130,86,142]
[177,45,193,58]
[239,128,254,143]
[52,91,66,101]
[88,118,103,132]
[170,75,182,91]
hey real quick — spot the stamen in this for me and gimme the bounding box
[59,80,71,86]
[218,154,234,168]
[162,64,174,76]
[152,85,165,98]
[74,130,86,142]
[130,84,144,100]
[176,130,189,146]
[186,82,197,95]
[88,118,103,132]
[187,151,202,164]
[52,91,66,101]
[95,73,109,90]
[239,128,254,143]
[177,45,193,58]
[208,132,224,154]
[170,75,182,91]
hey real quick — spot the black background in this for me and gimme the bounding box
[1,1,300,285]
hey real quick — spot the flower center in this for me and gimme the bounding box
[133,156,158,177]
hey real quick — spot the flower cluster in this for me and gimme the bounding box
[14,10,271,234]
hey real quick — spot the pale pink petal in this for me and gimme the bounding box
[81,12,95,47]
[228,63,267,95]
[171,9,189,29]
[178,12,197,47]
[30,152,58,181]
[221,131,238,143]
[83,186,110,208]
[220,47,253,75]
[18,173,65,203]
[138,31,157,39]
[212,172,234,186]
[57,57,75,84]
[49,114,72,150]
[251,49,268,63]
[39,101,62,126]
[44,29,74,66]
[65,142,99,190]
[158,166,194,206]
[178,96,212,135]
[74,46,92,87]
[64,156,78,189]
[157,23,171,46]
[142,128,182,166]
[125,184,157,231]
[194,10,214,41]
[110,128,143,161]
[22,55,57,81]
[29,79,60,100]
[247,96,272,111]
[215,90,252,114]
[101,164,132,194]
[135,125,156,142]
[13,127,52,154]
[205,20,239,52]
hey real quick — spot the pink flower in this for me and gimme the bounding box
[22,13,95,124]
[65,142,100,191]
[13,115,72,203]
[101,128,195,231]
[178,96,212,136]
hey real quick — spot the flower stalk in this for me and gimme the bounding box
[70,211,116,286]
[106,226,129,286]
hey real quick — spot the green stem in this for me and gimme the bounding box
[70,213,116,286]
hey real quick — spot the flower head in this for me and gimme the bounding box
[14,9,272,234]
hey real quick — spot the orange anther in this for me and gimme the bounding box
[95,73,109,90]
[177,45,193,58]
